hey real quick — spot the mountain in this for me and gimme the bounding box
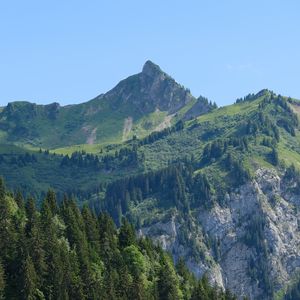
[92,90,300,300]
[0,61,214,149]
[0,63,300,299]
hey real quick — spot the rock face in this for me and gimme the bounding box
[139,168,300,299]
[104,60,195,114]
[183,96,213,120]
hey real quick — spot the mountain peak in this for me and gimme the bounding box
[142,60,164,77]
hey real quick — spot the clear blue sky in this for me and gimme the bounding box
[0,1,299,106]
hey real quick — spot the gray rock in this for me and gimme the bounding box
[139,168,300,299]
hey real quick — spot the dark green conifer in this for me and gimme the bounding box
[0,261,5,300]
[21,255,39,300]
[119,218,136,249]
[157,254,182,300]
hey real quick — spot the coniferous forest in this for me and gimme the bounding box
[0,178,237,300]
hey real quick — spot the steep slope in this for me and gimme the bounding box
[91,90,300,299]
[0,181,238,300]
[0,61,214,148]
[0,88,300,299]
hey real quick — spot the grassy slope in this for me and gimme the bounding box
[53,109,170,155]
[0,97,198,152]
[0,98,138,148]
[140,96,264,170]
[137,92,300,195]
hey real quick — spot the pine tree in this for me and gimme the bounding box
[119,218,136,249]
[81,205,99,248]
[177,258,196,300]
[25,199,47,292]
[25,197,38,234]
[270,147,279,166]
[191,277,209,300]
[117,264,132,299]
[40,200,62,299]
[41,190,58,219]
[0,177,5,201]
[15,190,24,209]
[21,255,39,300]
[157,254,182,300]
[0,261,5,300]
[0,178,14,263]
[98,213,119,264]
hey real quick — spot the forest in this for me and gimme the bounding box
[0,177,237,300]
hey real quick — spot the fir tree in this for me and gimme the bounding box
[157,254,182,300]
[119,218,136,249]
[0,261,5,300]
[21,255,39,300]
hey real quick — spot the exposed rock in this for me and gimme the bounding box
[105,60,196,114]
[183,96,213,121]
[122,116,133,141]
[142,60,164,78]
[139,168,300,299]
[86,127,97,144]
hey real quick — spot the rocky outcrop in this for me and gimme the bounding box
[139,168,300,299]
[183,96,213,121]
[105,60,195,114]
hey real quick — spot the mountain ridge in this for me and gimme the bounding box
[0,61,214,148]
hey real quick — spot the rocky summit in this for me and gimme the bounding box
[0,61,213,148]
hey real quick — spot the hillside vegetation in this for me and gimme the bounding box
[1,62,300,299]
[1,90,298,203]
[0,178,236,300]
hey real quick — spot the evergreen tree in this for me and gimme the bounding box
[177,258,196,300]
[25,199,47,292]
[15,190,24,209]
[81,205,99,249]
[44,190,58,216]
[119,218,136,249]
[0,261,5,300]
[21,255,39,300]
[270,147,279,166]
[0,178,14,263]
[157,254,182,300]
[0,177,5,201]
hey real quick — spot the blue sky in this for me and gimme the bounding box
[0,1,299,106]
